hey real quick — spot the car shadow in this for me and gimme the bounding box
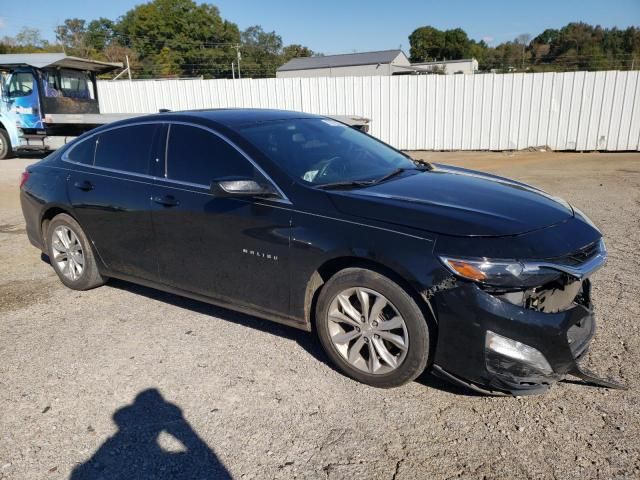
[106,278,483,397]
[38,252,483,398]
[70,388,231,479]
[106,278,331,365]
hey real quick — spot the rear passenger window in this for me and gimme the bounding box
[67,137,96,165]
[166,124,254,185]
[94,124,159,174]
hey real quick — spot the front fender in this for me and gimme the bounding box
[288,210,440,321]
[0,114,21,147]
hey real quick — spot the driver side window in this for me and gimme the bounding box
[166,124,257,186]
[7,72,34,98]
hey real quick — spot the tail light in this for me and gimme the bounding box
[19,171,30,189]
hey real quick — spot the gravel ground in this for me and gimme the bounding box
[0,151,639,479]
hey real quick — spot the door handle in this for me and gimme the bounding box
[73,180,93,191]
[152,195,179,207]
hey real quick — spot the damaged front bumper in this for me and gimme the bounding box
[431,279,626,395]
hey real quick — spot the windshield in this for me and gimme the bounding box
[237,118,419,186]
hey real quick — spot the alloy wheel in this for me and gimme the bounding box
[327,287,409,374]
[51,226,85,281]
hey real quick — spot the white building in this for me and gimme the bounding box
[409,58,479,75]
[276,50,411,78]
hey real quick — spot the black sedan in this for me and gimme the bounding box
[19,109,622,395]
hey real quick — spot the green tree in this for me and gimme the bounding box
[0,27,57,53]
[240,25,283,76]
[55,18,89,55]
[86,18,116,52]
[409,26,487,62]
[280,44,313,63]
[443,28,471,59]
[38,0,315,78]
[116,0,240,77]
[409,26,446,61]
[15,27,47,48]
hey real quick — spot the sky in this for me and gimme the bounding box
[0,0,639,54]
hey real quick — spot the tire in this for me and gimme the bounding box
[46,213,106,290]
[316,268,430,388]
[0,129,12,160]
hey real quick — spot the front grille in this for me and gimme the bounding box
[553,241,600,266]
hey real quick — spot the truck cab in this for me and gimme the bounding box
[0,54,122,159]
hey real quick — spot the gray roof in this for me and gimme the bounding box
[278,49,406,72]
[0,53,123,73]
[412,58,477,65]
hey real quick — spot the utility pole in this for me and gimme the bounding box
[233,44,242,79]
[232,61,235,79]
[126,55,132,81]
[112,56,132,81]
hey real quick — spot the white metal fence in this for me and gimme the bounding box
[98,71,640,151]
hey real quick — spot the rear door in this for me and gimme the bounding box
[65,123,163,281]
[150,123,292,317]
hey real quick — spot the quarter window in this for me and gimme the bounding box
[166,124,254,185]
[94,124,159,174]
[67,137,97,165]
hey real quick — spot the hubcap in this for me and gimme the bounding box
[327,287,408,374]
[51,226,84,281]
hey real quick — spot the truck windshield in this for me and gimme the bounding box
[44,69,94,99]
[6,72,34,97]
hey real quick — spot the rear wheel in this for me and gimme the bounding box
[47,214,105,290]
[0,129,12,160]
[316,268,430,388]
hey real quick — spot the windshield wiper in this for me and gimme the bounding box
[316,180,376,190]
[317,167,418,190]
[370,167,406,184]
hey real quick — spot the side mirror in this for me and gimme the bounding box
[210,178,280,199]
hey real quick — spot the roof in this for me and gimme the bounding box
[412,58,477,66]
[188,108,322,126]
[96,109,322,131]
[0,53,123,73]
[278,49,406,72]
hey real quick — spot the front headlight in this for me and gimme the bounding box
[439,256,563,288]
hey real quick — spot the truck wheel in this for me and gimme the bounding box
[316,268,430,388]
[0,129,12,160]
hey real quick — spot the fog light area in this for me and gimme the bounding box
[485,331,553,375]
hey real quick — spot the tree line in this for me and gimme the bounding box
[0,0,313,78]
[1,0,638,78]
[409,23,640,72]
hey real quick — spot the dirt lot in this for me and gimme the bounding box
[1,151,639,479]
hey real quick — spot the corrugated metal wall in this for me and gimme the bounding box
[98,71,640,151]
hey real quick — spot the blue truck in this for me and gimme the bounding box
[0,53,133,159]
[0,53,370,160]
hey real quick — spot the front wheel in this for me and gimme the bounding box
[0,129,13,160]
[316,268,430,388]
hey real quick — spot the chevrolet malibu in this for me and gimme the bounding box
[19,109,621,395]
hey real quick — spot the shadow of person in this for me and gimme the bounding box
[70,389,231,480]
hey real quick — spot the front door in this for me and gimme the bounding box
[150,123,292,317]
[3,69,43,130]
[66,123,163,282]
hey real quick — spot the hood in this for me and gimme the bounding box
[328,165,574,237]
